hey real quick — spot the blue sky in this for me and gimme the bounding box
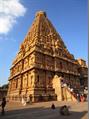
[0,0,88,86]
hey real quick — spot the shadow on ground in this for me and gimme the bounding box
[0,105,88,119]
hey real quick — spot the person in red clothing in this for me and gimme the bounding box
[80,94,85,102]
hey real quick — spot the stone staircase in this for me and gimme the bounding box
[62,87,78,101]
[52,76,85,102]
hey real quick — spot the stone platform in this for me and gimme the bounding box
[0,101,88,119]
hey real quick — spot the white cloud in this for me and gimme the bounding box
[0,0,26,34]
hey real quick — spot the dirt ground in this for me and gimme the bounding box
[0,101,88,119]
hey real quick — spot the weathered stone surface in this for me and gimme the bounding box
[7,11,88,102]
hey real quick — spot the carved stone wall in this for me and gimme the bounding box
[7,11,88,102]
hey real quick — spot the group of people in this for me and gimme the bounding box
[51,103,70,116]
[0,94,87,116]
[0,98,70,116]
[61,80,88,102]
[76,93,87,102]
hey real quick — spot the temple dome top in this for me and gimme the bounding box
[35,11,46,17]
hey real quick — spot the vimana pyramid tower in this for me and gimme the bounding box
[7,11,88,102]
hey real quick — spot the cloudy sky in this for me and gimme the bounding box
[0,0,88,86]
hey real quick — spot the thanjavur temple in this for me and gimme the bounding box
[7,11,88,102]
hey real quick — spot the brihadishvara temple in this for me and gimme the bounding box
[7,11,88,102]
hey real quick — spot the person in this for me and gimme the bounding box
[26,96,30,104]
[29,95,32,104]
[70,88,73,92]
[21,97,26,106]
[51,103,55,109]
[0,97,6,115]
[77,93,80,102]
[84,94,87,101]
[60,105,70,116]
[80,94,85,102]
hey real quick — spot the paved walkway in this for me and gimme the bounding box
[0,101,88,119]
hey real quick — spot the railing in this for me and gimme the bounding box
[65,87,78,101]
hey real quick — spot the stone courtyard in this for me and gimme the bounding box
[0,101,88,119]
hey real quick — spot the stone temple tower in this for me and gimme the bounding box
[7,11,88,102]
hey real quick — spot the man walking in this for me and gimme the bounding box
[0,97,6,115]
